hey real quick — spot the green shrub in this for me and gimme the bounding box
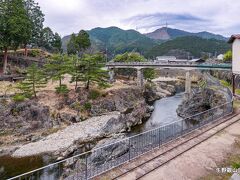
[98,82,111,89]
[55,85,69,95]
[143,68,155,81]
[88,89,101,100]
[84,102,92,111]
[236,89,240,95]
[198,80,207,89]
[13,94,26,102]
[232,162,240,169]
[29,49,41,57]
[224,50,232,62]
[220,80,231,87]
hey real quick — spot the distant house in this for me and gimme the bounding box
[155,56,176,62]
[154,56,204,63]
[217,54,224,61]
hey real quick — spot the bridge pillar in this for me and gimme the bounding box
[108,68,115,83]
[137,68,144,87]
[185,71,191,94]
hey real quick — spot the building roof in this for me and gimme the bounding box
[189,58,205,62]
[228,34,240,43]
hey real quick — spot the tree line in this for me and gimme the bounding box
[15,29,108,100]
[16,30,154,100]
[0,0,61,73]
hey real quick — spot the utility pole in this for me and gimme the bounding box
[105,46,108,63]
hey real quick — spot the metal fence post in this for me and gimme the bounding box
[85,155,88,180]
[181,120,184,135]
[223,106,225,116]
[211,110,214,122]
[128,138,131,161]
[158,128,161,148]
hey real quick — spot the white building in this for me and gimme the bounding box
[229,35,240,75]
[155,56,176,62]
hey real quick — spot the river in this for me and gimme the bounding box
[131,93,184,134]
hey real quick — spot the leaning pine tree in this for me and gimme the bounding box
[81,53,108,90]
[18,63,47,98]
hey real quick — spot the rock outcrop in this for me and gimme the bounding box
[177,73,232,121]
[12,113,123,157]
[0,100,53,134]
[144,81,183,104]
[7,79,181,159]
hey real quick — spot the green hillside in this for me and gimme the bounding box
[147,36,230,58]
[62,27,158,56]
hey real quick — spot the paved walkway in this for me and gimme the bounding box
[96,113,240,180]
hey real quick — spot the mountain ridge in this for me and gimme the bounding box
[62,26,229,58]
[145,27,227,41]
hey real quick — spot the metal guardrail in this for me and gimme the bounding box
[106,62,232,69]
[8,99,234,180]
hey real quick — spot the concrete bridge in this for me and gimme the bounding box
[106,61,232,94]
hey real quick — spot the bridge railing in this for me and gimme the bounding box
[106,61,232,68]
[106,61,196,66]
[9,100,233,180]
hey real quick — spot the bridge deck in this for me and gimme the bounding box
[106,62,232,71]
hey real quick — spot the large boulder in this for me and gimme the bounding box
[177,88,226,119]
[144,81,177,104]
[177,73,232,121]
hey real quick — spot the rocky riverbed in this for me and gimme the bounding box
[0,79,184,160]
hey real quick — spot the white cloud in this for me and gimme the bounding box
[35,0,240,37]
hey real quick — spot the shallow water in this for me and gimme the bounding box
[0,155,44,179]
[131,93,184,134]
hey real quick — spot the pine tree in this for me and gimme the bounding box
[69,55,85,90]
[80,53,108,90]
[68,30,91,90]
[18,63,46,98]
[45,54,71,93]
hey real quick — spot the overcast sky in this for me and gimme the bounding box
[36,0,240,37]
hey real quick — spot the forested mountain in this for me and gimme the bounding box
[62,27,157,56]
[146,36,230,58]
[62,26,229,58]
[145,27,227,41]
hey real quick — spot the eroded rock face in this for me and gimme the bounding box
[0,100,53,134]
[90,87,149,131]
[177,73,232,121]
[90,87,144,115]
[177,88,226,119]
[144,82,178,104]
